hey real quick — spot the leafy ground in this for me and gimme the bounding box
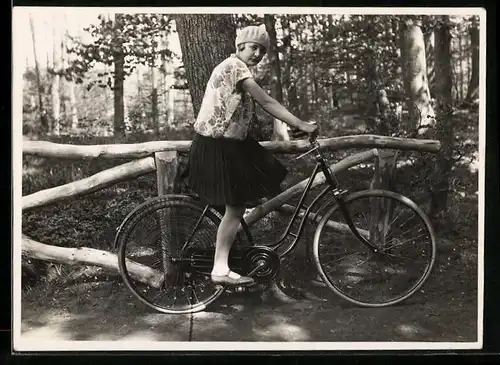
[19,118,480,345]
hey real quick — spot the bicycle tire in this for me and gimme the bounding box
[312,189,436,307]
[116,194,226,314]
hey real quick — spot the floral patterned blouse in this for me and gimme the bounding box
[193,55,255,140]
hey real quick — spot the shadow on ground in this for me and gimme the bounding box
[20,248,478,344]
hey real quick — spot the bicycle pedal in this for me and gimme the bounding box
[333,188,348,197]
[235,286,247,293]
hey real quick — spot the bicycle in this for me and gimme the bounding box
[114,133,436,314]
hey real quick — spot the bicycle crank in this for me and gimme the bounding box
[243,246,280,282]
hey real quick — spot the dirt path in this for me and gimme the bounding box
[20,252,478,345]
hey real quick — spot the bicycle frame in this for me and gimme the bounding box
[180,140,380,258]
[255,141,381,257]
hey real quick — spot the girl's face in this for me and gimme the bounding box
[237,42,266,66]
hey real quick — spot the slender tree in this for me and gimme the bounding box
[430,15,454,219]
[458,28,464,101]
[151,64,159,134]
[280,16,299,116]
[423,23,436,97]
[112,13,125,137]
[465,15,479,104]
[264,14,290,141]
[64,29,79,131]
[51,19,62,135]
[29,14,48,134]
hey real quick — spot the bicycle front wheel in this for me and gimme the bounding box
[116,195,225,314]
[312,189,436,307]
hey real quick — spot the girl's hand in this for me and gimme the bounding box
[290,121,319,140]
[302,121,319,138]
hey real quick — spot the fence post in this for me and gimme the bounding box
[154,151,179,196]
[154,151,179,285]
[371,149,398,191]
[370,149,399,246]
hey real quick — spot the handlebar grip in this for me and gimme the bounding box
[290,128,309,139]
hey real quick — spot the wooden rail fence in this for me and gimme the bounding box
[21,135,441,285]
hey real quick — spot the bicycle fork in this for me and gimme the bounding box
[317,154,381,254]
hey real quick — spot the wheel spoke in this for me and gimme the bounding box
[382,232,429,252]
[117,197,226,314]
[314,191,435,307]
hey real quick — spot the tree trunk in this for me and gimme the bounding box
[281,18,299,116]
[162,61,175,124]
[68,78,78,130]
[51,21,62,135]
[113,13,125,138]
[458,31,464,102]
[466,15,479,104]
[264,14,290,141]
[175,14,236,117]
[424,29,436,97]
[136,67,142,99]
[400,18,435,134]
[29,15,48,134]
[364,16,381,129]
[151,64,159,134]
[299,67,309,118]
[61,25,79,131]
[430,16,454,220]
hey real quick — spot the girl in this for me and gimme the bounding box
[186,24,318,286]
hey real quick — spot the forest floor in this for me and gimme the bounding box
[18,119,481,348]
[20,243,478,345]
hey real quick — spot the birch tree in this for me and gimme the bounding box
[400,18,436,134]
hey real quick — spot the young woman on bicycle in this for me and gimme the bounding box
[185,24,318,287]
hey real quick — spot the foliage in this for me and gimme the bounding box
[23,13,479,139]
[67,13,176,90]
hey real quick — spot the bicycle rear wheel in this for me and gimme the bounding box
[312,189,436,307]
[116,195,225,314]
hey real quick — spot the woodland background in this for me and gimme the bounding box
[18,10,481,342]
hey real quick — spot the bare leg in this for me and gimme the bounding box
[211,205,254,285]
[212,204,245,275]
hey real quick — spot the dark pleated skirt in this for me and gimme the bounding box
[185,133,287,207]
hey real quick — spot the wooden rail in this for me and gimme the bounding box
[21,136,441,286]
[23,135,441,159]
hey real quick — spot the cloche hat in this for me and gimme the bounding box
[235,24,270,53]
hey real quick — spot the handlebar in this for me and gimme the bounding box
[289,127,319,145]
[292,132,321,160]
[289,122,320,160]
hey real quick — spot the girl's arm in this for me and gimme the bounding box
[241,78,316,133]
